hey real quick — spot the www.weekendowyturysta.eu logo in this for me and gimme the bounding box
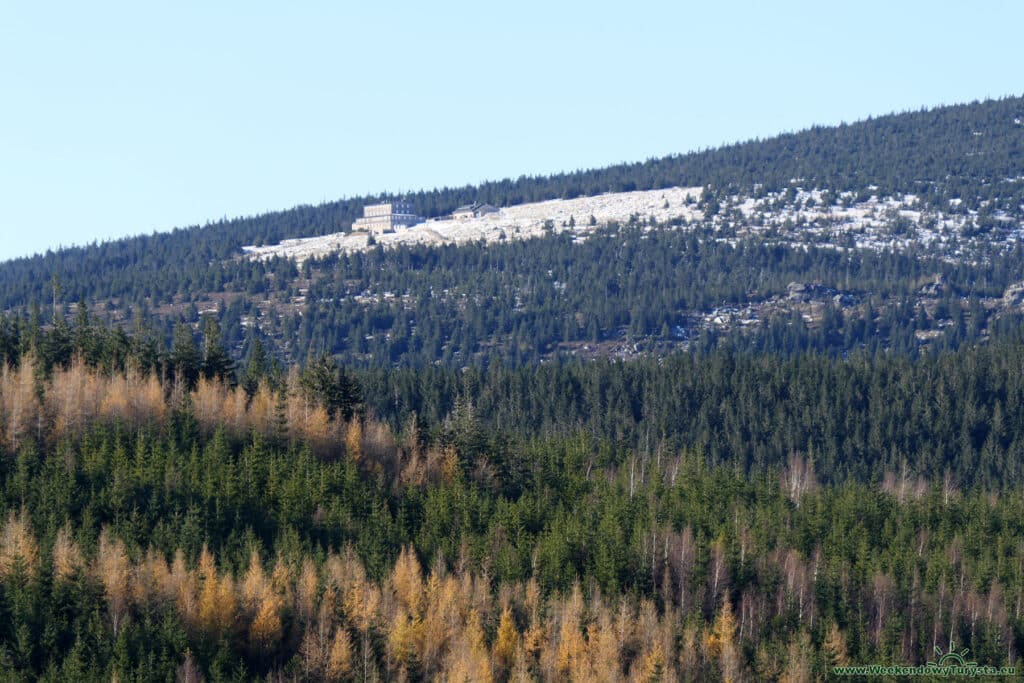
[832,643,1016,678]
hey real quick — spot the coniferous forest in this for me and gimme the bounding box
[0,94,1022,368]
[3,95,1024,680]
[1,316,1024,680]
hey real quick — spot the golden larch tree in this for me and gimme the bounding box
[555,584,587,679]
[345,419,364,464]
[1,356,38,451]
[51,522,83,583]
[391,545,425,616]
[705,594,742,683]
[196,546,237,639]
[493,605,520,673]
[0,507,39,580]
[295,557,320,626]
[444,608,493,683]
[326,626,354,680]
[96,529,132,637]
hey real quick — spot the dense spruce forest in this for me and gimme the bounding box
[3,95,1024,680]
[1,314,1024,679]
[4,224,1024,371]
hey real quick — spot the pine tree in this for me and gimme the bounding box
[200,314,235,385]
[170,324,201,393]
[241,335,268,399]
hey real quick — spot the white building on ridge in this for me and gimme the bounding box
[352,200,422,234]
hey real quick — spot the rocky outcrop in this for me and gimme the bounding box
[1003,282,1024,307]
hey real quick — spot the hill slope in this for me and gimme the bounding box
[1,95,1023,365]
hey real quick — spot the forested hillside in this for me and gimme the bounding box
[3,95,1024,680]
[1,95,1023,367]
[1,326,1023,680]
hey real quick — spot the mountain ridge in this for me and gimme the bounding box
[5,94,1022,267]
[2,94,1023,367]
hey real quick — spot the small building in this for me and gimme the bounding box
[351,200,423,235]
[452,202,499,220]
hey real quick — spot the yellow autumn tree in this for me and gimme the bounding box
[269,555,295,607]
[196,545,237,639]
[326,626,354,680]
[97,370,132,424]
[753,643,783,682]
[493,605,519,672]
[250,590,284,654]
[137,369,167,425]
[632,642,666,682]
[445,608,493,683]
[1,356,38,451]
[362,419,396,472]
[387,607,423,674]
[391,545,425,616]
[246,382,277,438]
[241,550,268,615]
[586,608,623,683]
[100,362,166,428]
[96,528,132,637]
[295,557,320,626]
[421,566,460,675]
[51,523,83,582]
[555,584,587,679]
[303,405,333,455]
[221,379,250,437]
[345,419,364,463]
[519,577,545,672]
[192,377,229,435]
[133,548,172,607]
[678,624,702,681]
[0,507,39,580]
[344,570,382,682]
[705,594,742,683]
[171,549,199,630]
[50,357,102,439]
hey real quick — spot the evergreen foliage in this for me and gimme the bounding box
[0,328,1020,678]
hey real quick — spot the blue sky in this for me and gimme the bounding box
[1,1,1021,262]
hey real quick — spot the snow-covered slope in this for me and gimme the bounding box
[243,187,703,262]
[243,183,1022,264]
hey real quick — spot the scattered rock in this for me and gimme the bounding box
[1003,282,1024,306]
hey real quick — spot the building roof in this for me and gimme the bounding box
[453,202,498,214]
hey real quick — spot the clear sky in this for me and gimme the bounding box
[1,1,1021,262]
